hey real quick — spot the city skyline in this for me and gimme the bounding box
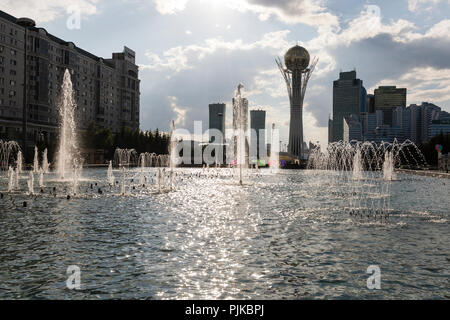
[1,0,450,148]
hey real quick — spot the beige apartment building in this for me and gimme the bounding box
[0,9,140,158]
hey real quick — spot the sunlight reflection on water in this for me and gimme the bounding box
[0,168,449,299]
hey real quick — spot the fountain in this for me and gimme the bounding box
[0,140,21,171]
[138,155,146,186]
[308,139,427,218]
[114,148,137,195]
[107,160,115,185]
[39,169,44,188]
[352,148,362,180]
[27,171,34,195]
[33,146,39,173]
[383,151,397,181]
[233,83,247,185]
[72,165,80,195]
[270,123,280,173]
[56,69,79,179]
[121,167,126,195]
[14,168,19,190]
[16,150,23,174]
[7,166,14,192]
[42,149,50,174]
[168,120,176,190]
[157,168,163,192]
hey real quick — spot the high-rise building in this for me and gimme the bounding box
[250,109,266,161]
[328,117,333,143]
[331,71,365,142]
[0,10,140,158]
[407,102,442,143]
[374,86,406,126]
[366,94,375,113]
[208,103,225,143]
[343,114,362,142]
[429,118,450,139]
[276,45,317,158]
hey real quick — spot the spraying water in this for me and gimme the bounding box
[169,120,176,190]
[138,155,146,186]
[352,148,363,180]
[121,167,126,195]
[157,168,162,192]
[56,69,79,179]
[307,139,427,217]
[114,148,137,195]
[39,169,44,188]
[7,166,14,192]
[14,168,19,190]
[233,83,247,185]
[383,151,397,181]
[107,160,115,185]
[16,150,23,174]
[27,171,34,195]
[72,165,80,195]
[0,140,21,171]
[42,149,50,173]
[33,146,39,173]
[270,123,280,173]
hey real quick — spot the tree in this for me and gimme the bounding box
[419,133,450,166]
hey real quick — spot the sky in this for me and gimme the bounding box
[1,0,450,147]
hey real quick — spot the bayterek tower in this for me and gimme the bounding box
[276,45,317,159]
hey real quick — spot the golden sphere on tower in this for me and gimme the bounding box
[284,45,310,71]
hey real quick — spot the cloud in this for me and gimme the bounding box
[0,0,99,23]
[407,0,448,11]
[153,0,189,15]
[228,0,339,30]
[150,0,339,29]
[169,96,189,127]
[369,67,450,105]
[140,1,450,148]
[140,30,291,73]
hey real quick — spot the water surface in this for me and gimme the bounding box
[0,168,448,299]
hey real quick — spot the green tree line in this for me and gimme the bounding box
[418,132,450,166]
[81,123,169,160]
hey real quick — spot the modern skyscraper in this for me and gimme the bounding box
[328,117,333,143]
[0,9,140,158]
[366,94,375,113]
[343,114,362,142]
[276,45,317,158]
[374,86,407,126]
[331,71,365,142]
[408,102,441,143]
[429,118,450,139]
[208,103,225,143]
[250,109,266,161]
